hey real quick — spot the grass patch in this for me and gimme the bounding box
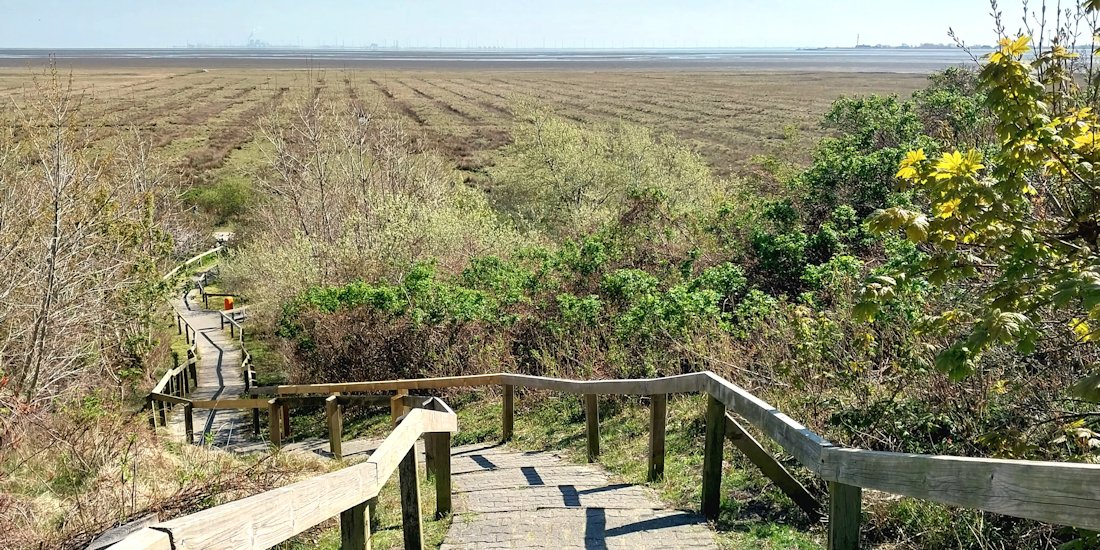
[244,330,290,387]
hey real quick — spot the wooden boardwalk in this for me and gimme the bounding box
[166,287,252,447]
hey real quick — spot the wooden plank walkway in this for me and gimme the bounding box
[443,443,715,549]
[231,433,716,548]
[165,286,252,447]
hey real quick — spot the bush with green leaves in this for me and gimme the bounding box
[859,25,1100,395]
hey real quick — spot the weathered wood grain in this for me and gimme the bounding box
[700,372,832,472]
[821,447,1100,532]
[398,448,424,550]
[702,395,726,520]
[327,395,343,460]
[103,527,171,550]
[429,432,452,518]
[191,398,271,409]
[149,392,189,406]
[160,461,382,549]
[726,413,821,521]
[120,407,457,550]
[585,393,599,462]
[502,384,514,441]
[340,501,370,550]
[268,398,281,448]
[251,374,503,395]
[828,481,861,550]
[648,394,667,482]
[501,372,701,395]
[391,389,408,425]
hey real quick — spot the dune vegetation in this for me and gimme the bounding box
[3,2,1100,549]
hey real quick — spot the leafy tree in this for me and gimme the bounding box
[860,23,1100,395]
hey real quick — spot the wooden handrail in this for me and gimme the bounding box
[245,370,1100,539]
[115,402,457,550]
[161,246,224,282]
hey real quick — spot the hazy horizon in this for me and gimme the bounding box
[3,0,1026,50]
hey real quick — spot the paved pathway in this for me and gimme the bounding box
[166,285,252,447]
[442,443,716,550]
[238,435,717,549]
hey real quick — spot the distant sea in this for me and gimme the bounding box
[0,48,987,72]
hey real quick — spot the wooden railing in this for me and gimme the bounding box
[147,246,226,442]
[196,277,237,310]
[146,309,201,440]
[217,307,255,391]
[117,397,457,550]
[160,246,223,282]
[238,371,1100,549]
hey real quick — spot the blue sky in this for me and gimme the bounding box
[2,0,1027,49]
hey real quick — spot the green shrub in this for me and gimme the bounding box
[185,175,253,223]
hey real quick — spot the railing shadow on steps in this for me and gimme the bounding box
[116,397,457,550]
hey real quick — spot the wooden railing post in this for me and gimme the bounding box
[157,399,167,427]
[147,396,158,428]
[725,413,822,521]
[648,393,667,482]
[176,313,182,335]
[398,447,424,550]
[702,394,726,520]
[339,501,371,550]
[268,398,282,448]
[252,407,261,435]
[391,389,408,425]
[828,482,862,550]
[184,403,194,444]
[502,384,514,442]
[184,325,191,345]
[584,394,599,462]
[281,400,292,437]
[327,395,343,460]
[368,497,379,531]
[429,431,452,518]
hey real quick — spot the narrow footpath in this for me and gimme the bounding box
[442,442,717,549]
[166,284,251,447]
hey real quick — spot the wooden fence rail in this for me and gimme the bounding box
[117,399,457,550]
[236,371,1100,549]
